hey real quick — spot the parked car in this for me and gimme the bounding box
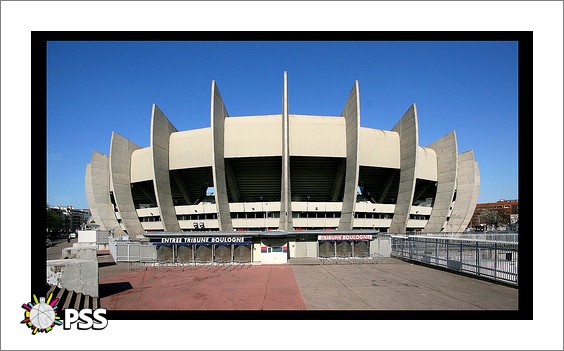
[46,238,53,247]
[69,232,77,239]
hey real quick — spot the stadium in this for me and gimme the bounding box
[85,72,480,264]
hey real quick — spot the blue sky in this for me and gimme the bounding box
[46,40,519,209]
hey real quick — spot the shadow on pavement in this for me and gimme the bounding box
[98,261,117,268]
[99,281,133,298]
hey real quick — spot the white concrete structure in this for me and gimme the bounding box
[85,72,479,235]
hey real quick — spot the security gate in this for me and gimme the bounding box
[317,234,374,258]
[148,235,254,264]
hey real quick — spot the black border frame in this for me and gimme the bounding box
[32,31,532,321]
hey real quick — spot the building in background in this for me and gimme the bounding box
[85,72,480,240]
[46,205,91,236]
[470,199,519,231]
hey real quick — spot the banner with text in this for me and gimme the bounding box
[317,234,372,241]
[150,236,253,246]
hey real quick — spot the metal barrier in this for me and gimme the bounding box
[108,237,157,263]
[390,235,518,286]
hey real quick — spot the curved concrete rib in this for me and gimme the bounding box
[459,160,480,232]
[279,71,293,230]
[338,80,360,230]
[85,163,104,229]
[423,131,458,233]
[110,131,145,237]
[444,150,479,232]
[389,104,418,234]
[211,81,234,231]
[87,151,124,234]
[151,104,181,232]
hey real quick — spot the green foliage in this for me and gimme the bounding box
[46,209,63,233]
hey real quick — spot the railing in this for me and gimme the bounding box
[108,236,157,263]
[411,231,518,242]
[390,235,518,286]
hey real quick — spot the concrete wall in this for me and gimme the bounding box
[444,150,480,232]
[110,131,145,237]
[423,131,458,233]
[169,128,213,169]
[211,81,233,231]
[359,128,400,168]
[62,244,97,261]
[460,160,480,231]
[389,104,419,234]
[130,147,153,182]
[87,152,124,235]
[78,230,97,243]
[225,115,283,157]
[289,115,346,157]
[84,163,104,231]
[47,259,99,297]
[151,104,180,232]
[338,81,360,230]
[416,146,438,181]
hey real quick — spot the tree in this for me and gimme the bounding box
[46,209,63,233]
[478,209,510,230]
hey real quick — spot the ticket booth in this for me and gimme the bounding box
[259,238,288,264]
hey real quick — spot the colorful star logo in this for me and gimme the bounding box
[21,294,63,334]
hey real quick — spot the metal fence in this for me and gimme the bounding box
[411,232,518,243]
[390,235,518,286]
[96,230,110,245]
[108,237,157,262]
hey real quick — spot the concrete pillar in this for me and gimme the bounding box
[423,131,458,233]
[389,104,419,234]
[443,150,480,232]
[460,160,480,232]
[85,163,104,230]
[211,81,234,231]
[110,131,145,238]
[338,81,360,230]
[85,152,124,235]
[279,71,293,230]
[151,104,181,232]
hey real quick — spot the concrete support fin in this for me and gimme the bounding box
[110,131,145,237]
[459,160,480,232]
[151,104,181,232]
[279,71,293,230]
[423,131,458,233]
[377,173,395,203]
[331,159,346,201]
[171,172,192,204]
[87,151,123,234]
[225,159,240,202]
[443,150,480,232]
[211,81,234,231]
[85,163,104,229]
[338,81,360,230]
[389,104,419,234]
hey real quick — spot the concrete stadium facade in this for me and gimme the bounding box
[85,72,480,241]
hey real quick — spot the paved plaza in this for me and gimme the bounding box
[98,253,518,311]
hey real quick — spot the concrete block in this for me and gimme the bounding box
[62,245,97,260]
[47,259,98,297]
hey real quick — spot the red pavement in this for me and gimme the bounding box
[99,264,306,310]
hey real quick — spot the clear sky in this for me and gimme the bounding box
[46,40,518,209]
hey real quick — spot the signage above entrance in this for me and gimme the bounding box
[317,234,372,241]
[150,236,253,246]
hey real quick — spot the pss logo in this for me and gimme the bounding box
[22,294,108,334]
